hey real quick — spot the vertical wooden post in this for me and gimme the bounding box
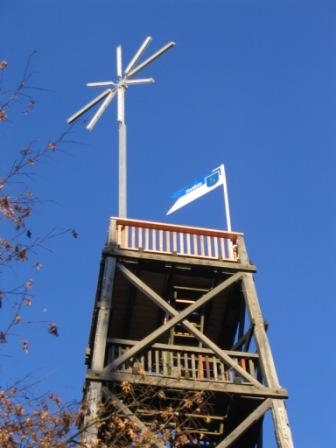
[236,234,249,264]
[108,217,117,246]
[238,236,294,448]
[82,247,116,445]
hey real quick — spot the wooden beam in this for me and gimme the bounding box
[104,248,256,272]
[102,388,165,448]
[82,256,116,446]
[241,272,294,448]
[160,268,175,332]
[81,383,102,445]
[231,325,254,351]
[244,324,254,352]
[107,337,259,358]
[236,234,249,263]
[238,299,246,340]
[103,388,147,429]
[103,265,264,388]
[91,257,116,370]
[122,263,141,338]
[87,371,288,399]
[110,216,243,239]
[216,399,272,447]
[203,275,220,335]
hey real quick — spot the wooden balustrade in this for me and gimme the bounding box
[109,217,243,261]
[106,338,259,385]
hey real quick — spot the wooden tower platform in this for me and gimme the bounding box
[82,217,294,447]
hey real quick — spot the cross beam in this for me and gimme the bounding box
[216,398,272,447]
[103,264,264,388]
[88,371,287,399]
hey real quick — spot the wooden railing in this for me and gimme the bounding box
[107,338,259,385]
[108,217,242,262]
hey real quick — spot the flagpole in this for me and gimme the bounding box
[118,86,127,218]
[117,45,127,218]
[221,164,234,259]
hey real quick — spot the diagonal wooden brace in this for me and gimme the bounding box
[103,264,264,388]
[102,387,165,448]
[231,325,255,351]
[216,398,272,447]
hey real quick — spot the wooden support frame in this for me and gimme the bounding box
[216,399,272,448]
[102,264,264,388]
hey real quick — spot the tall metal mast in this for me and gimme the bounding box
[67,37,175,217]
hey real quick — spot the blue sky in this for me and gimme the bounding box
[1,0,335,446]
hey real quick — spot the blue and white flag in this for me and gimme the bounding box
[167,165,225,215]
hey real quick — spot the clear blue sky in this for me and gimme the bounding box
[1,0,335,446]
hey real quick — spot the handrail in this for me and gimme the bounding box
[108,217,243,261]
[111,217,243,239]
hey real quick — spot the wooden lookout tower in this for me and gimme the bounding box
[66,35,294,448]
[82,217,294,447]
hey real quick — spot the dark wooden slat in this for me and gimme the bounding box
[231,325,254,351]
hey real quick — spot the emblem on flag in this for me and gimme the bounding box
[206,171,220,188]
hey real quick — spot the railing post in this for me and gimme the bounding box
[236,234,249,264]
[108,218,117,246]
